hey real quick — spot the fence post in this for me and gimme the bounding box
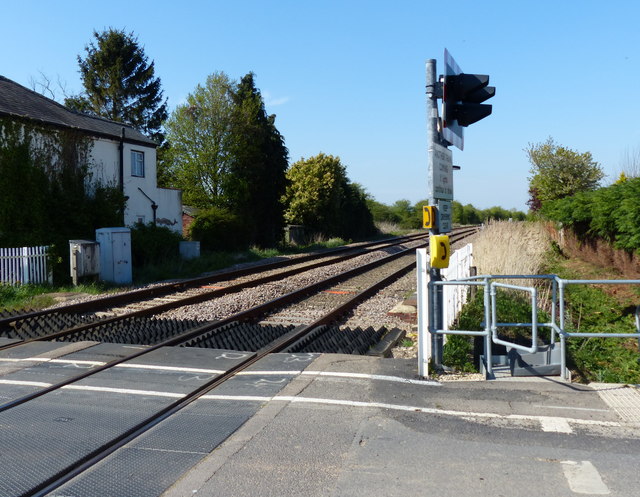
[417,248,431,377]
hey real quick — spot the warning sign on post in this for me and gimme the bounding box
[437,200,452,233]
[428,143,453,201]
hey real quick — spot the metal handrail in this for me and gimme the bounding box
[555,277,640,379]
[490,282,538,354]
[424,272,640,380]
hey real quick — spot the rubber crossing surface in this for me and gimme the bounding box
[0,342,314,497]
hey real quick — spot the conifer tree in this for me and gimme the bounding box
[66,28,168,142]
[227,73,289,247]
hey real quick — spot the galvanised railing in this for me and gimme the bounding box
[420,270,640,380]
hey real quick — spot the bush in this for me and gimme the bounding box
[189,207,251,251]
[130,222,183,267]
[442,335,475,372]
[543,177,640,253]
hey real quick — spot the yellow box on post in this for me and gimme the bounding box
[423,205,436,229]
[430,234,450,268]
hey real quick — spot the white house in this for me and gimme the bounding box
[0,75,182,233]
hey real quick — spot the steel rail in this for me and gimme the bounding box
[0,233,431,352]
[0,232,428,330]
[0,236,425,414]
[19,228,477,497]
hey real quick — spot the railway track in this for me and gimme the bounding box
[0,227,477,497]
[0,233,429,347]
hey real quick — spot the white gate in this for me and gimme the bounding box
[0,246,51,285]
[442,243,473,329]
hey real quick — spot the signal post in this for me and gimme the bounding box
[418,51,494,377]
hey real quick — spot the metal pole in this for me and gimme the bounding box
[559,280,567,380]
[426,59,444,369]
[483,277,492,375]
[426,59,439,145]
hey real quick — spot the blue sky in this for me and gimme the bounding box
[3,0,640,211]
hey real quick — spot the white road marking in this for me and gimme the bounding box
[268,396,620,430]
[0,357,224,374]
[115,364,225,375]
[62,385,184,398]
[533,405,610,413]
[236,370,302,376]
[50,359,104,366]
[0,379,52,388]
[0,357,46,363]
[0,377,621,432]
[200,394,272,402]
[539,416,573,433]
[1,357,439,387]
[238,370,441,386]
[561,460,610,494]
[305,371,441,386]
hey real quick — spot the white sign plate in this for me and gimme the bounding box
[428,142,453,201]
[437,199,452,233]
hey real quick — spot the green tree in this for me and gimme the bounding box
[543,178,640,253]
[283,153,375,239]
[527,137,604,208]
[227,73,289,247]
[66,28,168,142]
[338,182,376,239]
[163,72,235,207]
[452,201,464,224]
[461,204,481,224]
[366,198,400,224]
[389,199,415,229]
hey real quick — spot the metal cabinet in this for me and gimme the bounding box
[95,227,132,285]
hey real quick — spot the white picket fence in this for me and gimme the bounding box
[442,243,473,329]
[0,246,51,285]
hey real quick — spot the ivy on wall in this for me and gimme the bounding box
[0,117,125,282]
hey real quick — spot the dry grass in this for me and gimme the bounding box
[472,219,554,312]
[375,221,402,234]
[473,220,551,277]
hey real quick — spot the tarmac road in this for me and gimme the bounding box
[162,354,640,497]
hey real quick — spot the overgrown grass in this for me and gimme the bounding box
[375,221,411,236]
[0,282,107,311]
[465,220,640,383]
[545,258,640,383]
[474,220,551,279]
[443,288,551,373]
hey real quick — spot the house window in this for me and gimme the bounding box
[131,150,145,177]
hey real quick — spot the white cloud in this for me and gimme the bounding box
[263,90,290,107]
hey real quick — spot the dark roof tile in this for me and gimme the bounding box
[0,75,156,147]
